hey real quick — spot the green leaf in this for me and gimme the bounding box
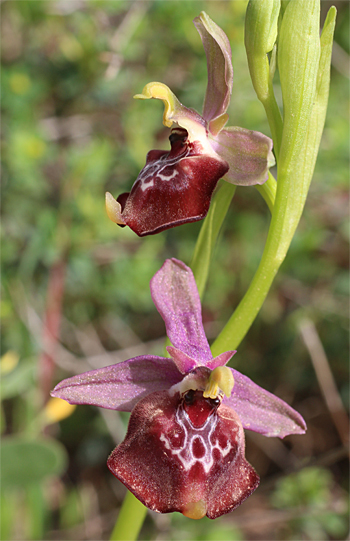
[1,436,68,488]
[276,4,337,243]
[278,0,320,171]
[0,359,36,399]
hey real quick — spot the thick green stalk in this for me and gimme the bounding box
[191,180,236,297]
[211,203,284,355]
[212,4,336,356]
[191,173,276,298]
[110,491,147,541]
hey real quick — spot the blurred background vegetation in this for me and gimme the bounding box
[1,1,349,540]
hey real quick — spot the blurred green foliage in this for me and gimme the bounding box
[1,1,348,540]
[271,467,349,540]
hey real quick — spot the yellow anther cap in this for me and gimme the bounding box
[134,82,181,128]
[203,366,234,399]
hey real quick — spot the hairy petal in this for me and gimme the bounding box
[50,356,183,412]
[224,369,307,438]
[151,259,213,364]
[193,12,233,125]
[166,347,200,374]
[165,349,236,379]
[211,127,275,185]
[108,390,259,519]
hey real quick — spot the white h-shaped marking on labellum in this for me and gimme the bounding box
[160,404,233,474]
[140,150,188,191]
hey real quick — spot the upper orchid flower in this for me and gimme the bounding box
[51,259,305,519]
[106,12,275,236]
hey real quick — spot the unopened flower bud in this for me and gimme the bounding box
[244,0,280,102]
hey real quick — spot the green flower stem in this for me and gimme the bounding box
[191,180,236,297]
[255,171,276,213]
[212,4,336,356]
[110,491,147,541]
[211,198,285,356]
[212,161,312,355]
[260,81,283,162]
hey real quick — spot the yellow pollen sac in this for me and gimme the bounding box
[203,366,234,399]
[182,500,207,520]
[134,82,181,128]
[105,192,126,225]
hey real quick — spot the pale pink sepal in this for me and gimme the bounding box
[211,126,275,186]
[150,259,213,364]
[224,368,307,438]
[193,12,233,124]
[50,356,183,412]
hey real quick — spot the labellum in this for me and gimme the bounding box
[114,128,228,236]
[107,388,259,519]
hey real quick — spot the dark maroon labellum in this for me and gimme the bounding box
[117,128,229,236]
[107,389,259,519]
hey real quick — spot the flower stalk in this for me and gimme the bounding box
[110,492,147,541]
[190,180,236,297]
[212,1,336,355]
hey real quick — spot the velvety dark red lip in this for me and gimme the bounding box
[116,128,228,236]
[107,390,259,519]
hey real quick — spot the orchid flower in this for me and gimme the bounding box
[51,258,305,519]
[106,12,275,236]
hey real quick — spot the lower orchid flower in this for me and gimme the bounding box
[106,12,275,236]
[51,259,306,519]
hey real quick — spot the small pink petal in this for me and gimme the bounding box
[166,347,200,374]
[206,350,236,370]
